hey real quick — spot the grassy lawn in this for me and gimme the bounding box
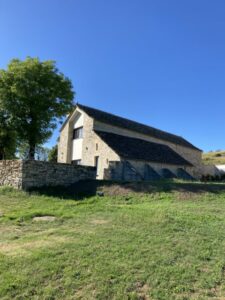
[1,181,225,299]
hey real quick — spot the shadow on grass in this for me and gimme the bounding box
[28,179,225,201]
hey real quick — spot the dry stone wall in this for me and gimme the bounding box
[0,160,96,190]
[0,160,23,188]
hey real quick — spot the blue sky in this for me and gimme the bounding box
[1,0,225,152]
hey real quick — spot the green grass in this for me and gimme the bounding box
[1,181,225,299]
[203,150,225,165]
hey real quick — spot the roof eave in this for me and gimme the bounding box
[59,104,84,132]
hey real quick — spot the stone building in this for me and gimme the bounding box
[58,104,202,180]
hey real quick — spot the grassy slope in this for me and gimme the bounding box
[0,182,225,299]
[202,150,225,165]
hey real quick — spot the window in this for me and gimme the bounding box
[96,143,98,150]
[72,159,81,165]
[73,127,83,139]
[94,156,99,177]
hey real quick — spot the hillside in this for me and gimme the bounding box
[202,150,225,165]
[1,181,225,299]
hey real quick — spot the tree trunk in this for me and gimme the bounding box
[0,152,3,160]
[28,143,36,160]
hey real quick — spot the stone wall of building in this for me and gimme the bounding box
[81,113,120,179]
[104,159,195,181]
[58,121,71,163]
[198,164,221,177]
[0,160,96,190]
[128,160,184,177]
[57,110,121,179]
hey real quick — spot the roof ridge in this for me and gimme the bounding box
[77,103,183,140]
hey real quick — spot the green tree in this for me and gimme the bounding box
[48,145,58,162]
[0,57,74,159]
[17,142,50,161]
[0,110,16,159]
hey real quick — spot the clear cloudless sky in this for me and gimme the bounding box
[0,0,225,151]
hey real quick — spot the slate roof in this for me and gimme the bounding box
[95,131,193,166]
[75,104,200,151]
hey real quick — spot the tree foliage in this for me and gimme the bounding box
[0,110,16,159]
[17,142,50,161]
[48,145,58,162]
[0,57,74,159]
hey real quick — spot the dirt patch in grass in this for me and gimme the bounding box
[101,183,156,196]
[136,282,151,299]
[175,191,202,201]
[33,216,56,222]
[90,219,109,225]
[0,236,67,256]
[127,282,151,299]
[100,181,225,197]
[0,225,23,240]
[75,284,96,299]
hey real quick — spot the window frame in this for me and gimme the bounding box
[73,126,83,140]
[72,159,82,165]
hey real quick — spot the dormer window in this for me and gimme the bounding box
[73,127,83,139]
